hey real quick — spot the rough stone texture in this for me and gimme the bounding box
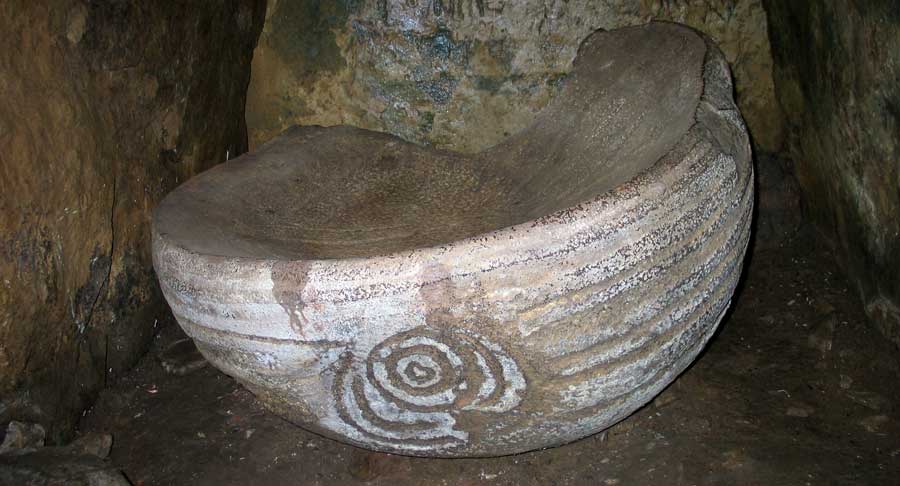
[764,1,900,347]
[246,0,781,154]
[0,429,126,486]
[0,421,46,455]
[0,0,266,441]
[154,23,753,457]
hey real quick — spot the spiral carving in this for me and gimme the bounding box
[332,326,525,451]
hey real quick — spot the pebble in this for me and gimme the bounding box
[847,391,888,411]
[807,316,836,354]
[0,425,127,485]
[786,406,813,418]
[68,433,113,459]
[839,375,853,390]
[0,421,45,455]
[859,415,889,433]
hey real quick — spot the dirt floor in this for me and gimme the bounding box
[77,225,900,486]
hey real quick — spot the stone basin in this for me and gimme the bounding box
[152,22,753,457]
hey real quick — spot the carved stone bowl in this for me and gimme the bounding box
[152,22,753,457]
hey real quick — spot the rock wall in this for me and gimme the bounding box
[764,1,900,347]
[246,0,781,154]
[0,0,266,441]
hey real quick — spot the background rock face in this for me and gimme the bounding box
[0,0,265,441]
[764,0,900,347]
[246,0,781,154]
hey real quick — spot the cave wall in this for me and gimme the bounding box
[0,0,266,441]
[246,0,781,155]
[764,1,900,347]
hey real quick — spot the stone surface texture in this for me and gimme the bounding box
[246,0,781,154]
[0,427,126,486]
[764,0,900,347]
[154,23,753,457]
[0,0,266,441]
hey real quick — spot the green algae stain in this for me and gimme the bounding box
[474,75,505,93]
[418,111,435,135]
[269,0,362,81]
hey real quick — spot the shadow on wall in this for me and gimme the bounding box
[764,0,900,348]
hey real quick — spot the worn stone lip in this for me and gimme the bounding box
[152,22,748,273]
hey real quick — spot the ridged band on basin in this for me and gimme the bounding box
[152,23,753,457]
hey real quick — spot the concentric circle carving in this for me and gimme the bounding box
[332,326,525,451]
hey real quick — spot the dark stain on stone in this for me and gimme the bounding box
[72,246,111,333]
[2,231,58,297]
[428,28,453,60]
[373,79,423,103]
[417,28,469,67]
[415,74,458,104]
[271,261,314,337]
[482,38,514,70]
[881,91,900,129]
[376,0,388,23]
[546,72,567,89]
[474,75,504,93]
[158,148,180,167]
[269,0,362,81]
[109,254,149,319]
[103,252,162,378]
[418,111,435,134]
[473,73,525,94]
